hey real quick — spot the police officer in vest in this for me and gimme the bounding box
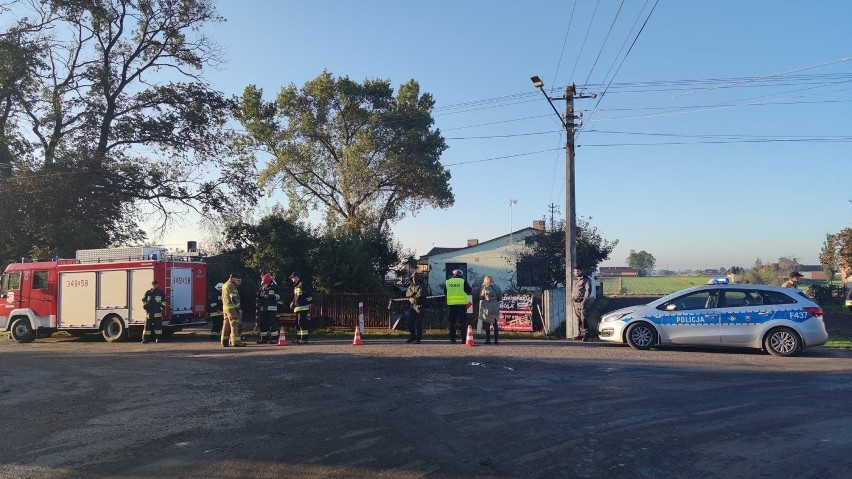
[289,272,313,344]
[445,269,472,343]
[256,273,283,344]
[208,282,224,340]
[142,280,167,344]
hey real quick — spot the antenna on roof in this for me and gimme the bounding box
[509,198,518,243]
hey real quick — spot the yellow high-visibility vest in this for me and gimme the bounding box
[445,277,468,305]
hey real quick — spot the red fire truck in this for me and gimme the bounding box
[1,247,207,343]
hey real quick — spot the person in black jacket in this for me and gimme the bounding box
[256,273,283,344]
[142,280,166,344]
[208,283,224,340]
[405,273,425,344]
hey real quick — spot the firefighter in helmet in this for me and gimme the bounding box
[208,282,224,340]
[255,273,283,344]
[289,272,313,344]
[142,279,167,344]
[221,273,245,347]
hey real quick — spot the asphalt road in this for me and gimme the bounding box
[2,332,852,479]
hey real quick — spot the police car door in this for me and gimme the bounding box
[719,289,773,345]
[659,289,722,345]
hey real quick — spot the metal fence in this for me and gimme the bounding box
[309,292,451,329]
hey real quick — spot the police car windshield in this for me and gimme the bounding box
[647,286,707,307]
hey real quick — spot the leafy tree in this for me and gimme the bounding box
[312,230,386,293]
[776,256,800,277]
[836,227,852,277]
[0,31,38,178]
[234,71,453,231]
[223,209,316,282]
[626,250,656,276]
[739,259,782,285]
[218,211,403,294]
[819,233,841,285]
[515,217,618,290]
[0,0,249,259]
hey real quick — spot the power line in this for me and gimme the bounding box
[581,0,626,86]
[442,148,564,167]
[568,0,602,82]
[579,0,660,137]
[551,1,577,88]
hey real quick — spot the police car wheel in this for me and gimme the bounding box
[625,322,656,350]
[101,316,127,343]
[10,318,37,343]
[764,327,801,357]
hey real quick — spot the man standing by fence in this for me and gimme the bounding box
[572,266,591,341]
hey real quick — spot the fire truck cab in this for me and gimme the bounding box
[1,247,207,343]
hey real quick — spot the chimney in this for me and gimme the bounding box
[467,239,479,247]
[532,220,545,231]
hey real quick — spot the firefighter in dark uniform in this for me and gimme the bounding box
[142,279,167,343]
[289,272,313,344]
[208,282,224,340]
[256,273,283,344]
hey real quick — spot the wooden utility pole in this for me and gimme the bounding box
[530,76,594,340]
[564,84,595,340]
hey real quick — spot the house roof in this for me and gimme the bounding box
[797,265,823,272]
[418,227,539,261]
[420,247,461,259]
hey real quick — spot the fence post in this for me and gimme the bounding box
[358,302,364,333]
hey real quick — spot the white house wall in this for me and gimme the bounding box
[426,228,539,296]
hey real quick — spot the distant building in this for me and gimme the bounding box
[598,266,640,277]
[796,265,825,281]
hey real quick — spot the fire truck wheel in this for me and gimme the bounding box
[10,317,37,343]
[101,316,128,342]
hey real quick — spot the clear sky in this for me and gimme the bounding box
[159,0,851,271]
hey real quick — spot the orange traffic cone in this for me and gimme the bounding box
[465,324,476,347]
[352,325,364,346]
[277,325,288,346]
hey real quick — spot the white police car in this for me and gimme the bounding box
[598,279,828,356]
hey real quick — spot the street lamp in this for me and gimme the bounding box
[531,75,578,340]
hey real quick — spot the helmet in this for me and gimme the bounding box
[261,273,273,284]
[214,282,223,291]
[289,272,300,280]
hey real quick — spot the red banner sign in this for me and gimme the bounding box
[498,293,534,332]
